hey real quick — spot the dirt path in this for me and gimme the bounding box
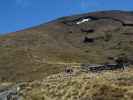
[44,61,81,67]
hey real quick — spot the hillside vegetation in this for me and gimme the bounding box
[23,67,133,100]
[0,10,133,82]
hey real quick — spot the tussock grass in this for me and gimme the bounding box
[23,67,133,100]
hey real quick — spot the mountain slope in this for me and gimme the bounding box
[0,10,133,81]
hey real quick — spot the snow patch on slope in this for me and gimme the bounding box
[76,18,91,24]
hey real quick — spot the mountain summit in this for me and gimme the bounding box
[0,10,133,81]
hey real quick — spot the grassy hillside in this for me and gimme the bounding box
[0,10,133,100]
[0,11,133,81]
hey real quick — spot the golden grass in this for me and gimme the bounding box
[23,67,133,100]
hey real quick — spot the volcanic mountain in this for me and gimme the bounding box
[0,10,133,81]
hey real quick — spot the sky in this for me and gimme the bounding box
[0,0,133,34]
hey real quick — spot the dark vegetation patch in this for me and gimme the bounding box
[83,36,95,43]
[103,33,112,42]
[81,28,95,33]
[123,32,133,35]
